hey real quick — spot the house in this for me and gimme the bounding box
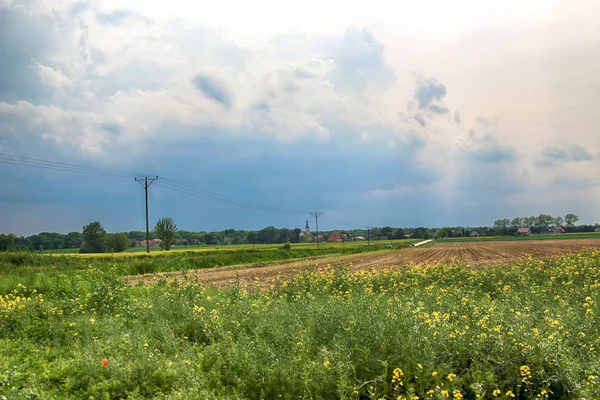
[355,236,366,241]
[516,228,531,236]
[469,231,479,237]
[135,239,161,247]
[548,226,565,234]
[327,233,344,242]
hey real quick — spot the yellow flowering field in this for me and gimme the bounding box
[1,249,599,399]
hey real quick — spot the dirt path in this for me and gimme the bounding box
[126,239,600,288]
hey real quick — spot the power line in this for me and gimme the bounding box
[156,180,308,215]
[2,152,310,215]
[0,152,144,178]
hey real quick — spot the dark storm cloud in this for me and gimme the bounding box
[0,4,60,103]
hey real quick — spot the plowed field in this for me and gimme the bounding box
[127,239,600,288]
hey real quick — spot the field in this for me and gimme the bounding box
[1,239,599,399]
[128,239,600,288]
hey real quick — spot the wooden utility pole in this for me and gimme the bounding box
[135,176,158,253]
[310,212,323,248]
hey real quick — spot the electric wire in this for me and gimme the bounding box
[1,152,310,215]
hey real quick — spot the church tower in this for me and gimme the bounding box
[305,220,310,234]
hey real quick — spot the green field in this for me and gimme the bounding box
[1,246,599,398]
[0,241,417,295]
[41,238,412,255]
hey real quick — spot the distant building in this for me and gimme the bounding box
[327,233,344,242]
[516,228,531,236]
[355,236,366,241]
[469,230,479,237]
[135,239,161,247]
[548,226,565,234]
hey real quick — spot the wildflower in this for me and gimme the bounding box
[101,358,108,366]
[453,389,463,399]
[506,391,515,398]
[447,373,457,381]
[441,390,449,398]
[432,371,438,376]
[323,360,331,369]
[493,389,501,397]
[89,317,95,324]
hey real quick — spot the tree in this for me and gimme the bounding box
[522,216,536,228]
[82,222,107,253]
[564,213,579,227]
[105,233,130,252]
[154,217,177,250]
[293,228,302,243]
[535,214,555,231]
[510,217,523,229]
[554,216,564,227]
[0,234,16,252]
[493,219,510,234]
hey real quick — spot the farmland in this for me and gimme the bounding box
[1,240,599,399]
[128,238,600,288]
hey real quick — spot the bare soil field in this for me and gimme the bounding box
[126,238,600,288]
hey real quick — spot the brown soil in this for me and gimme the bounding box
[125,239,600,289]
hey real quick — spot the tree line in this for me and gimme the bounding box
[1,213,599,252]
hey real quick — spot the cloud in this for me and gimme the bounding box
[191,73,233,107]
[463,131,518,163]
[403,76,450,127]
[95,9,152,26]
[0,4,61,103]
[325,28,394,91]
[414,77,448,112]
[536,144,595,167]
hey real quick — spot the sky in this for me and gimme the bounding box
[1,0,599,236]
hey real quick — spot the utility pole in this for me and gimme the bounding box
[310,212,323,248]
[135,176,158,254]
[367,226,371,246]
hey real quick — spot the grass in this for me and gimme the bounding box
[1,249,599,398]
[40,239,415,255]
[0,242,416,295]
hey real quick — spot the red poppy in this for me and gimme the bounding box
[102,359,108,366]
[549,272,553,275]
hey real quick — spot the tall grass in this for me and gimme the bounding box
[1,250,599,398]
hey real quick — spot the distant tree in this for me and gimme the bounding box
[493,219,510,234]
[293,228,302,243]
[42,240,53,251]
[535,214,554,231]
[82,222,107,253]
[554,216,564,227]
[510,217,523,229]
[0,234,16,252]
[154,217,177,250]
[564,213,579,227]
[380,227,394,238]
[247,232,256,246]
[522,216,536,228]
[105,233,130,253]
